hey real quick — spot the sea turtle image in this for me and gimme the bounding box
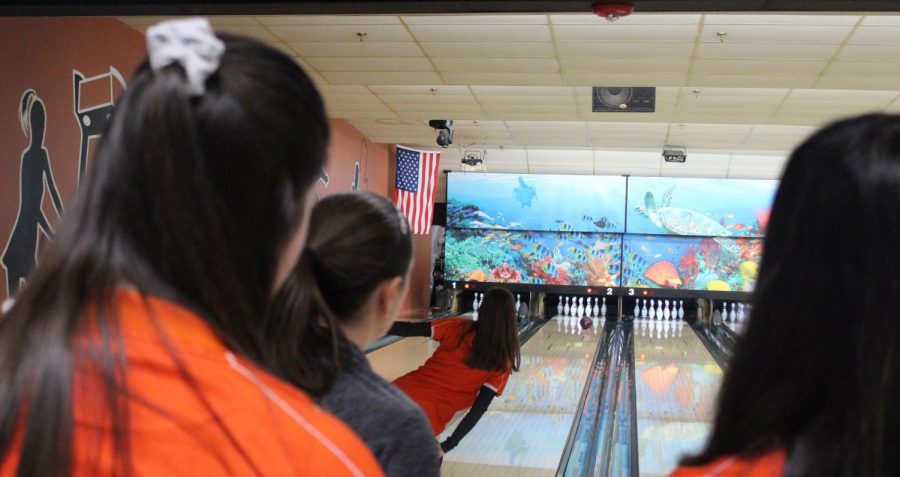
[636,186,740,256]
[512,176,537,207]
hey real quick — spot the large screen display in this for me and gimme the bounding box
[626,177,777,238]
[448,173,627,233]
[445,229,622,287]
[622,234,763,292]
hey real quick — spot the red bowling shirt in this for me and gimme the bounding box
[393,318,510,435]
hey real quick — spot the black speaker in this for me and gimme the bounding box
[432,203,447,226]
[592,87,656,113]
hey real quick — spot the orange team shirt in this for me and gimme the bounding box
[670,449,785,477]
[0,290,384,477]
[392,318,510,435]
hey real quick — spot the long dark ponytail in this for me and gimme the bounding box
[0,33,328,476]
[681,113,900,476]
[463,288,520,372]
[264,192,413,398]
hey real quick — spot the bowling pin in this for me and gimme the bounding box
[730,302,736,322]
[657,299,664,319]
[564,297,571,316]
[678,300,685,320]
[634,299,640,319]
[592,297,600,317]
[516,294,521,312]
[557,297,563,317]
[737,303,745,322]
[641,299,648,319]
[663,300,670,320]
[600,297,607,318]
[721,302,728,322]
[649,299,656,320]
[577,297,584,317]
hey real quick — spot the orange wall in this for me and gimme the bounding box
[0,17,144,298]
[0,16,432,314]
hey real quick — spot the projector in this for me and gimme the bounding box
[662,145,687,163]
[461,150,484,167]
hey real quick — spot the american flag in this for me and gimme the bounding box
[394,146,440,234]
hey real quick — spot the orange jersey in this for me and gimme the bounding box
[670,449,785,477]
[392,318,510,435]
[1,290,384,477]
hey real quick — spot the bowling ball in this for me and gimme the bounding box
[580,316,593,330]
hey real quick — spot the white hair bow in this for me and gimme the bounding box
[146,18,225,96]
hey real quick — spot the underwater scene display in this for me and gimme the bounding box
[622,234,763,292]
[626,177,777,238]
[445,228,622,287]
[447,173,626,233]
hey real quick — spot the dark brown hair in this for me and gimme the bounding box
[264,192,413,397]
[0,34,327,476]
[462,288,520,372]
[681,114,900,476]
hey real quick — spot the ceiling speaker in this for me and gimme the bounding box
[592,87,656,113]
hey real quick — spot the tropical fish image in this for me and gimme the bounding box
[623,235,763,291]
[627,177,778,238]
[446,173,626,232]
[445,228,622,287]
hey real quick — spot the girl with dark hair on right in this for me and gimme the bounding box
[0,19,382,476]
[390,287,521,454]
[264,192,440,477]
[671,113,900,476]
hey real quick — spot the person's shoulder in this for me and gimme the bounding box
[669,449,785,477]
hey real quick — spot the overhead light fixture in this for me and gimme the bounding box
[428,119,454,148]
[663,145,687,163]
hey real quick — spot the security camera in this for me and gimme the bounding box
[662,145,686,163]
[429,119,454,148]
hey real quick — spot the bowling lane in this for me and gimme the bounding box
[632,319,723,477]
[435,316,605,477]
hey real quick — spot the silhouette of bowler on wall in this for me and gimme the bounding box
[2,90,64,295]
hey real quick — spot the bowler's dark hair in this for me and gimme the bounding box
[461,288,520,372]
[264,192,413,397]
[681,113,900,476]
[0,34,328,476]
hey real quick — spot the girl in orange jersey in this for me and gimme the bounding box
[0,19,382,477]
[672,114,900,476]
[390,288,521,454]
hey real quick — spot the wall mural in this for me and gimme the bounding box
[2,90,64,295]
[2,67,126,297]
[73,67,126,181]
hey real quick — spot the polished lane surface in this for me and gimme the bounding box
[370,315,606,477]
[632,318,723,477]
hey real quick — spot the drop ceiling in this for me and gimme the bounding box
[120,12,900,179]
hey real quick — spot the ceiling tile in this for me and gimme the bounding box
[320,71,444,84]
[860,15,900,26]
[442,72,563,86]
[696,42,839,60]
[699,24,853,44]
[563,73,688,87]
[471,85,574,96]
[814,76,900,90]
[257,15,401,25]
[692,59,827,76]
[305,56,434,72]
[269,24,413,42]
[703,14,861,25]
[379,93,477,105]
[213,26,279,42]
[527,148,592,165]
[408,24,551,42]
[848,26,900,44]
[688,74,818,89]
[289,41,423,57]
[433,57,560,73]
[369,85,471,95]
[550,14,701,25]
[595,150,661,168]
[784,89,897,101]
[561,58,689,74]
[478,95,576,105]
[837,44,900,62]
[402,14,548,25]
[420,42,556,58]
[557,42,694,58]
[823,61,900,77]
[553,24,698,43]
